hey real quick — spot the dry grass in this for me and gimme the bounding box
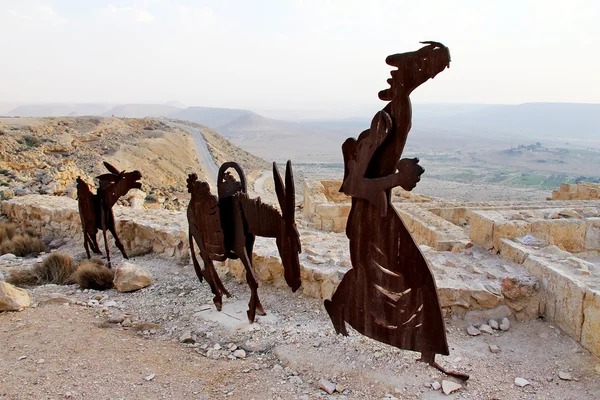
[6,268,40,286]
[0,234,46,256]
[34,252,77,285]
[72,259,114,290]
[0,222,17,244]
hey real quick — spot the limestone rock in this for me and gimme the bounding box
[113,262,152,292]
[441,380,461,395]
[489,344,501,353]
[0,282,31,311]
[558,371,572,381]
[514,377,530,387]
[502,275,539,300]
[319,379,336,394]
[479,323,494,334]
[466,325,481,336]
[500,317,510,331]
[488,319,499,330]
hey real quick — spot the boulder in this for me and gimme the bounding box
[113,262,152,292]
[0,282,31,311]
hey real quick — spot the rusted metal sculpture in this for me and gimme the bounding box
[187,161,301,323]
[76,162,142,268]
[324,42,468,380]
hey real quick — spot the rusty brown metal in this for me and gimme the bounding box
[324,42,468,380]
[187,161,301,323]
[76,161,142,268]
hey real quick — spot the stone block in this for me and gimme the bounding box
[585,217,600,251]
[493,220,532,251]
[531,219,586,253]
[523,255,586,341]
[469,210,502,250]
[499,238,530,264]
[581,289,600,357]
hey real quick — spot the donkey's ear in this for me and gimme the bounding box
[103,161,120,175]
[273,161,286,216]
[284,160,295,220]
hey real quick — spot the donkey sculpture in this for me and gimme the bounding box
[76,162,142,268]
[187,161,301,323]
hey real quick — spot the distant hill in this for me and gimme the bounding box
[415,102,600,141]
[7,103,113,117]
[103,104,182,118]
[170,106,256,129]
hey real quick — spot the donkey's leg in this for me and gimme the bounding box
[239,248,261,323]
[245,235,265,316]
[88,232,102,254]
[83,230,91,259]
[108,225,128,259]
[100,207,111,268]
[189,228,227,310]
[188,231,204,283]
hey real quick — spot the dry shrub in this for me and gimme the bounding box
[0,222,17,244]
[6,268,41,286]
[33,252,76,284]
[1,234,46,256]
[72,259,114,290]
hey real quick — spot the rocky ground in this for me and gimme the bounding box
[0,117,267,211]
[1,241,599,400]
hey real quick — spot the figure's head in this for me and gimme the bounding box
[379,41,451,99]
[125,170,143,190]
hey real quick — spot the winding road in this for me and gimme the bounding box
[170,122,219,186]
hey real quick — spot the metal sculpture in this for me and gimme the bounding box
[324,42,468,380]
[76,162,142,268]
[187,161,301,323]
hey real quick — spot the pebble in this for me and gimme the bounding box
[441,380,461,395]
[431,381,441,391]
[103,300,118,308]
[514,377,530,387]
[233,349,246,359]
[595,364,600,375]
[479,324,494,334]
[179,330,195,343]
[144,373,156,381]
[500,318,510,331]
[108,310,126,324]
[228,343,237,351]
[489,345,501,353]
[36,359,45,364]
[121,318,133,327]
[558,371,572,381]
[319,379,337,394]
[213,343,222,350]
[488,319,499,330]
[466,325,481,336]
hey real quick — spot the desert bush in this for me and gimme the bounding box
[72,259,114,290]
[0,222,17,244]
[6,268,40,286]
[23,135,40,147]
[0,234,46,256]
[33,252,76,284]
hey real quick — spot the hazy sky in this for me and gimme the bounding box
[1,0,599,115]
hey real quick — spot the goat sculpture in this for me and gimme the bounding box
[76,162,142,268]
[187,161,301,323]
[324,42,469,380]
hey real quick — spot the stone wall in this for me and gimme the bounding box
[498,238,600,358]
[469,207,600,253]
[552,182,600,200]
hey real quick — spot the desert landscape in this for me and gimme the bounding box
[2,1,600,399]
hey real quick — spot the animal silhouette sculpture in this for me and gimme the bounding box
[187,161,301,323]
[76,162,142,268]
[324,42,469,380]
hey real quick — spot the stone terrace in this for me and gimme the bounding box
[2,185,600,357]
[302,179,600,357]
